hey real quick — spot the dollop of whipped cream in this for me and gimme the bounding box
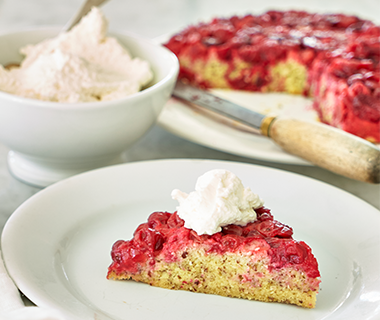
[171,169,264,235]
[0,7,152,103]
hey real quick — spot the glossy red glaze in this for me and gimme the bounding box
[108,207,320,279]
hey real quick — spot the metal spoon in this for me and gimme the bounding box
[62,0,109,32]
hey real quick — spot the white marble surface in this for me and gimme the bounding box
[0,0,379,307]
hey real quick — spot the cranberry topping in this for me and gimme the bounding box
[165,10,379,64]
[108,208,320,279]
[267,238,320,278]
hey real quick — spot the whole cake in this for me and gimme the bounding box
[107,169,321,308]
[164,10,380,143]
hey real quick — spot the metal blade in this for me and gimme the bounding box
[173,81,266,133]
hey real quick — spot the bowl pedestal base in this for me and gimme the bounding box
[8,151,122,188]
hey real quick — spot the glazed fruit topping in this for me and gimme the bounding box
[164,10,380,109]
[109,208,320,278]
[166,10,379,61]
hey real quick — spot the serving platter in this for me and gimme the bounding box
[156,3,380,165]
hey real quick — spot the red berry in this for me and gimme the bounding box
[222,224,243,236]
[134,225,165,252]
[167,212,185,229]
[220,234,240,250]
[256,220,293,238]
[147,211,171,229]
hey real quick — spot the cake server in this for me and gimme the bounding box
[173,81,380,184]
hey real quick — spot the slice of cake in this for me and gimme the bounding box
[107,169,321,308]
[164,10,380,143]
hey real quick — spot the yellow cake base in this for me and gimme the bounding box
[108,248,318,308]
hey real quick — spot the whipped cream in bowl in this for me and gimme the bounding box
[0,7,153,102]
[0,8,179,187]
[172,169,264,235]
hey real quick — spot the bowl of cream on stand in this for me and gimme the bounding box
[0,7,179,187]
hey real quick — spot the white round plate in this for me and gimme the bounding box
[1,159,380,320]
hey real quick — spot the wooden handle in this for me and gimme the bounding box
[261,117,380,184]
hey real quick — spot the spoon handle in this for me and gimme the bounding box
[62,0,109,32]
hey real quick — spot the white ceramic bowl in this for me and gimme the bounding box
[0,28,179,187]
